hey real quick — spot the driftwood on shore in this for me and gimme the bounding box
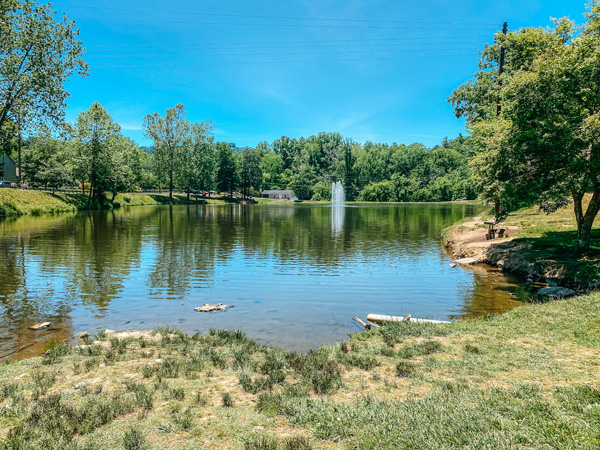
[367,314,450,324]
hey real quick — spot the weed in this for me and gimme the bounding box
[209,349,227,369]
[231,344,253,369]
[169,387,185,401]
[43,340,71,364]
[141,363,155,378]
[300,349,342,394]
[222,392,234,407]
[396,361,416,377]
[256,393,283,416]
[172,407,194,431]
[157,356,182,378]
[465,343,481,354]
[379,321,450,345]
[95,330,107,341]
[397,340,444,359]
[109,337,127,354]
[260,349,288,374]
[123,427,146,450]
[338,352,379,370]
[244,435,278,450]
[126,382,154,410]
[84,358,96,372]
[194,392,208,406]
[0,382,20,401]
[283,436,312,450]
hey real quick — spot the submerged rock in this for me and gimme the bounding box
[538,287,576,300]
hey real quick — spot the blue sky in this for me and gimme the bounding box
[56,0,589,148]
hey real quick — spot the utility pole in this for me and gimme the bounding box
[496,21,508,117]
[17,111,22,186]
[495,21,508,220]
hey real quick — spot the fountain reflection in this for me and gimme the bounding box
[331,181,345,236]
[0,201,538,356]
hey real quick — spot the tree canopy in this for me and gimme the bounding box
[450,1,600,252]
[0,0,87,133]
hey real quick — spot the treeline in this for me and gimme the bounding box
[6,102,476,204]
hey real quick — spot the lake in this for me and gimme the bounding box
[0,203,536,358]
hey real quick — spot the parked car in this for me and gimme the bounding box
[0,180,13,188]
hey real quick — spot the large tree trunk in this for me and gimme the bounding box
[573,188,600,254]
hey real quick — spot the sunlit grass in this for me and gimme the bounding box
[0,292,599,448]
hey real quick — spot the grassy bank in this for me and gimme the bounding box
[0,190,282,217]
[1,293,599,449]
[443,197,600,289]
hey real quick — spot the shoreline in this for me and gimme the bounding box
[0,293,599,448]
[0,190,481,218]
[442,200,600,292]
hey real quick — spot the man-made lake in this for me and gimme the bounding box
[0,203,535,358]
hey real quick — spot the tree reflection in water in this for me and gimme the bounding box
[0,202,536,358]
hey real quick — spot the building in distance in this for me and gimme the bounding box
[261,189,296,200]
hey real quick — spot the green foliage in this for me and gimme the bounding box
[0,0,88,133]
[177,120,217,196]
[240,148,263,198]
[143,104,190,200]
[216,142,238,195]
[122,427,147,450]
[451,5,600,251]
[75,102,122,205]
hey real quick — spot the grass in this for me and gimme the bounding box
[0,293,600,448]
[0,190,284,217]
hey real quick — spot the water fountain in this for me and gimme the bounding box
[331,181,345,207]
[331,181,345,235]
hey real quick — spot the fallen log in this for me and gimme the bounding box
[352,316,371,330]
[367,314,450,324]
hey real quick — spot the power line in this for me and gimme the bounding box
[53,4,501,27]
[85,35,492,49]
[87,46,481,59]
[86,40,488,53]
[73,16,498,30]
[93,52,478,69]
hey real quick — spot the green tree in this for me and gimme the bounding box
[22,128,72,190]
[498,9,600,252]
[0,0,87,132]
[178,121,216,200]
[143,104,190,201]
[453,4,600,252]
[260,151,284,190]
[216,142,237,196]
[75,102,121,205]
[106,136,144,201]
[240,147,262,198]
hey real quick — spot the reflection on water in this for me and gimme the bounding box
[331,205,345,236]
[0,203,537,358]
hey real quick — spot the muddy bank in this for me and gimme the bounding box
[443,215,600,291]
